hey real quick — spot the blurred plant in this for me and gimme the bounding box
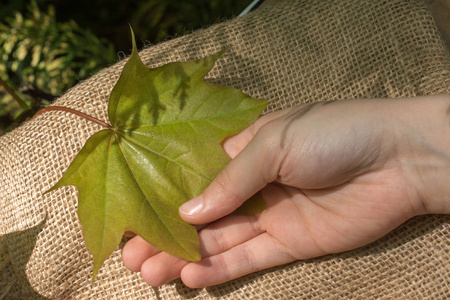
[49,0,252,53]
[0,0,253,135]
[131,0,251,43]
[0,0,116,135]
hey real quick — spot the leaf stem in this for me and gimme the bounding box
[0,76,29,110]
[33,106,113,129]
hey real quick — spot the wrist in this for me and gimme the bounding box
[390,94,450,215]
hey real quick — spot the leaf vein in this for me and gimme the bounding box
[97,134,115,263]
[115,133,192,254]
[116,131,212,182]
[119,104,259,131]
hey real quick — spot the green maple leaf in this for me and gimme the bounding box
[46,30,267,279]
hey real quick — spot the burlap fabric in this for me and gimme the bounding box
[1,0,450,298]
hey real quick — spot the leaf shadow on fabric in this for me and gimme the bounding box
[1,218,49,300]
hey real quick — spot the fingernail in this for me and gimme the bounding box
[180,196,204,216]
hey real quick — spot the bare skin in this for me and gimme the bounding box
[122,95,450,288]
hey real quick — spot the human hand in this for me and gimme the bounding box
[122,95,450,288]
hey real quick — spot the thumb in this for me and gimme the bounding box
[179,136,275,224]
[179,110,287,224]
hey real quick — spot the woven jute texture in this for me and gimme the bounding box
[1,0,450,298]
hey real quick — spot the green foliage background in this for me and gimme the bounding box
[0,0,252,135]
